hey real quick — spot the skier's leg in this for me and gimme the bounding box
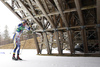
[17,45,22,60]
[12,33,18,60]
[13,33,17,55]
[12,45,18,60]
[13,45,17,56]
[17,45,20,55]
[17,38,22,60]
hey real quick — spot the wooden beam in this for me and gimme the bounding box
[54,31,62,54]
[74,0,88,53]
[35,0,55,28]
[81,28,88,53]
[97,0,100,52]
[67,30,74,54]
[1,0,22,21]
[11,0,15,9]
[59,31,64,51]
[23,16,31,20]
[97,0,100,24]
[26,0,36,15]
[22,5,96,19]
[14,8,23,12]
[17,0,43,29]
[33,32,41,54]
[43,32,51,54]
[54,0,71,55]
[15,1,26,18]
[34,4,95,14]
[54,0,68,27]
[74,0,84,25]
[30,0,36,4]
[35,24,96,32]
[42,0,50,13]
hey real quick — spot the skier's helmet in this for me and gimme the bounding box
[22,20,27,24]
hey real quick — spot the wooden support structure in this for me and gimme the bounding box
[1,0,100,56]
[74,0,88,53]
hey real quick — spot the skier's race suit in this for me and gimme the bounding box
[13,23,30,55]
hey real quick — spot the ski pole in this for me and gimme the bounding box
[9,43,14,54]
[20,38,27,54]
[9,48,13,54]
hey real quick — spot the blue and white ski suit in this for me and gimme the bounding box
[13,23,30,55]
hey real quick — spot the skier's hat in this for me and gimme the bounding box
[22,20,27,23]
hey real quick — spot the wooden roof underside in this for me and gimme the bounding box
[0,0,100,32]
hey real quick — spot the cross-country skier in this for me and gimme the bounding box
[12,20,31,60]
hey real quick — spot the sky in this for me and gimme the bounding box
[0,1,20,38]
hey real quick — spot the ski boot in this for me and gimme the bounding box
[12,54,17,60]
[17,55,22,60]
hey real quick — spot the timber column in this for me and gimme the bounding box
[43,31,51,54]
[33,32,41,54]
[74,0,88,53]
[97,0,100,53]
[54,29,62,55]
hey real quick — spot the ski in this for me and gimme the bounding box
[12,57,18,61]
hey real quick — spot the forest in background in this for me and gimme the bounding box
[0,25,33,46]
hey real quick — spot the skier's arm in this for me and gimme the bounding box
[25,23,33,30]
[25,24,31,30]
[18,23,23,27]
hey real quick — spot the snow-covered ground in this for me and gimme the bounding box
[0,49,100,67]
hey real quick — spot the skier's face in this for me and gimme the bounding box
[23,23,26,26]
